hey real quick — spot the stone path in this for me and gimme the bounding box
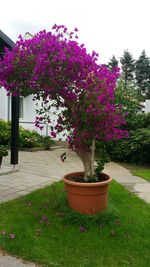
[0,250,38,267]
[0,148,150,266]
[0,149,83,203]
[104,162,150,203]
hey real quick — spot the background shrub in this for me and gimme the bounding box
[39,136,55,150]
[96,113,150,165]
[106,128,150,164]
[0,120,11,145]
[0,119,55,150]
[125,112,150,131]
[0,145,8,157]
[19,128,42,148]
[19,128,55,149]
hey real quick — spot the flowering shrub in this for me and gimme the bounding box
[19,128,39,148]
[0,120,54,150]
[0,24,128,179]
[19,128,54,149]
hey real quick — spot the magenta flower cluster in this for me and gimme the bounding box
[0,24,128,151]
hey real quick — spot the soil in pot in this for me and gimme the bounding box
[67,172,109,183]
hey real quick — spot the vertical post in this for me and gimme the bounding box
[46,123,48,136]
[11,96,19,165]
[7,95,11,121]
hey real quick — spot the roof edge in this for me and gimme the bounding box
[0,30,15,48]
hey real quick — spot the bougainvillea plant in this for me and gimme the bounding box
[0,24,128,180]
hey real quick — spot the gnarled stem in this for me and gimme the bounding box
[91,138,95,176]
[76,138,96,180]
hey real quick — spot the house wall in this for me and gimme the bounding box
[145,100,150,113]
[0,87,9,121]
[0,87,66,140]
[19,95,48,136]
[19,95,66,140]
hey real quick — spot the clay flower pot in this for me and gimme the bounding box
[63,171,112,215]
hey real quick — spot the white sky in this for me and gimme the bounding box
[1,0,150,64]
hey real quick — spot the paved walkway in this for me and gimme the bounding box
[104,162,150,203]
[0,250,38,267]
[0,148,150,266]
[0,148,83,203]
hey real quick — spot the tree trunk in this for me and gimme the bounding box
[91,138,95,175]
[76,139,96,180]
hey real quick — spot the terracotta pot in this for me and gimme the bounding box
[63,172,112,215]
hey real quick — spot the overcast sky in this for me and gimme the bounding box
[1,0,150,64]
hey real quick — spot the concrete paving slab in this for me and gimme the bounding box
[0,185,13,191]
[0,252,38,267]
[0,193,22,202]
[104,162,148,184]
[104,162,150,203]
[138,192,150,203]
[0,166,19,176]
[134,183,150,193]
[0,188,21,197]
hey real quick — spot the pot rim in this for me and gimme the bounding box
[63,171,112,187]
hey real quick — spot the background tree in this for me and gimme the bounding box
[135,50,150,99]
[120,50,135,90]
[115,78,141,119]
[108,55,118,70]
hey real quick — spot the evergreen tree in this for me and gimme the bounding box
[108,55,118,70]
[115,78,141,117]
[135,50,150,99]
[120,50,135,89]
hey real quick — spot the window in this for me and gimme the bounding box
[19,97,24,118]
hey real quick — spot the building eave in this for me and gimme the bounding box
[0,30,15,48]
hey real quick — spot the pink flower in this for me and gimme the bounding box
[51,131,56,138]
[0,230,6,235]
[9,233,16,239]
[79,226,87,232]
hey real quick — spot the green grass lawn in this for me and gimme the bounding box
[0,181,150,267]
[121,163,150,182]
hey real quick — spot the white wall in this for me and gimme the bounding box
[0,87,9,121]
[19,95,66,140]
[145,100,150,113]
[19,95,48,135]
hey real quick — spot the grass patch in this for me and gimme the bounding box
[0,181,150,267]
[121,163,150,182]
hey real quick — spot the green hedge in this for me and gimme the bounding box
[125,113,150,131]
[107,128,150,164]
[101,113,150,165]
[0,119,55,150]
[19,127,55,149]
[0,120,11,146]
